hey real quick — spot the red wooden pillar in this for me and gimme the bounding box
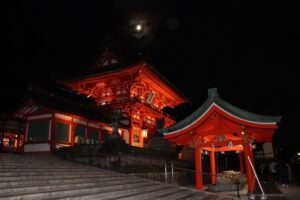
[244,143,255,192]
[70,118,75,146]
[239,152,245,174]
[195,146,203,190]
[250,145,255,167]
[16,133,20,153]
[210,150,216,184]
[50,117,56,151]
[1,119,6,150]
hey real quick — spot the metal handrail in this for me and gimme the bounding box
[62,148,244,196]
[247,156,267,200]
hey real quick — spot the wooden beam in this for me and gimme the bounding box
[202,145,243,152]
[199,139,244,148]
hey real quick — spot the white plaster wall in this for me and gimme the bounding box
[24,143,50,152]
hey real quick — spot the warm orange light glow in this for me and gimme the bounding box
[178,152,182,160]
[59,63,185,149]
[142,129,148,138]
[118,129,122,135]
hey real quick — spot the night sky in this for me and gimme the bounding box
[5,1,300,157]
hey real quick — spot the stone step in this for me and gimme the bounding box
[0,157,75,161]
[214,197,236,200]
[0,163,102,170]
[154,189,208,200]
[184,191,207,200]
[0,168,103,172]
[175,191,212,200]
[49,183,171,200]
[0,162,86,166]
[150,188,197,200]
[0,160,66,164]
[0,179,154,200]
[113,185,180,200]
[0,163,81,169]
[156,188,192,199]
[0,175,128,188]
[0,162,101,169]
[0,162,69,166]
[197,194,220,200]
[0,178,147,198]
[112,185,185,200]
[0,173,115,182]
[0,153,237,200]
[0,170,112,176]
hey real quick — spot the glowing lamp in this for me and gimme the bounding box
[118,129,122,135]
[142,127,148,138]
[297,152,300,156]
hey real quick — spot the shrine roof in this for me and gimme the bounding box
[60,61,189,103]
[15,83,111,124]
[161,88,281,136]
[141,62,189,103]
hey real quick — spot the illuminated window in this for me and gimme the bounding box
[144,116,156,125]
[133,114,140,119]
[101,91,112,97]
[133,128,140,143]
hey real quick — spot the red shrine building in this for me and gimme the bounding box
[0,51,187,153]
[161,88,281,192]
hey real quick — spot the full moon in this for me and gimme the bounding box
[136,24,142,32]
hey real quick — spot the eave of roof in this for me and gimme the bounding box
[162,88,281,135]
[18,84,111,124]
[59,61,189,103]
[142,62,190,103]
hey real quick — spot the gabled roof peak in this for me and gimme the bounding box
[208,88,219,98]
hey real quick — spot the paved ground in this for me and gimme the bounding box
[215,181,300,199]
[276,183,300,200]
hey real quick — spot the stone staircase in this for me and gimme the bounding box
[0,153,236,200]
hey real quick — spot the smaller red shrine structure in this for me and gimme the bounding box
[161,88,281,192]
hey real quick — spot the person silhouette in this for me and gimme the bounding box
[269,161,278,182]
[260,162,269,183]
[8,138,13,153]
[281,163,290,187]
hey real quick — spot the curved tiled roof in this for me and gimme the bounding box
[162,88,281,135]
[59,62,189,103]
